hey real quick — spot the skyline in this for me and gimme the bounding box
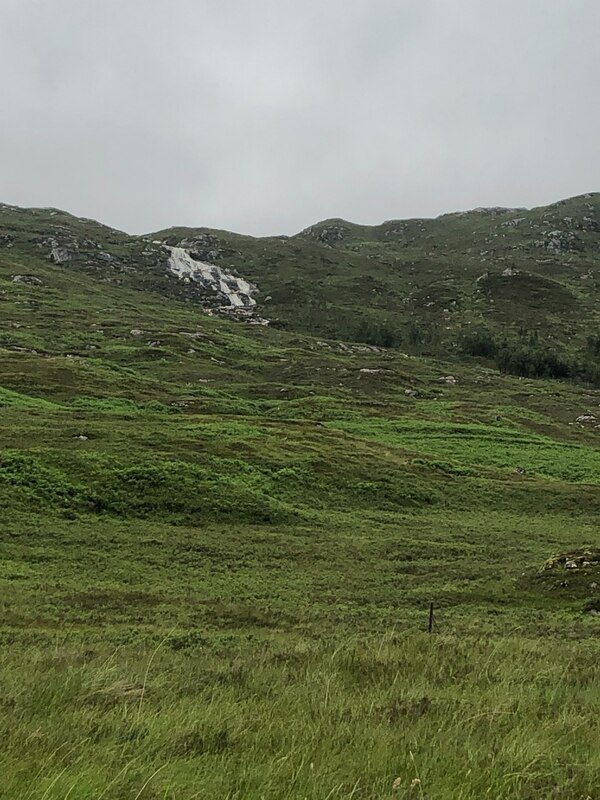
[1,0,599,236]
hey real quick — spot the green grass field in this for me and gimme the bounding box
[3,634,599,799]
[1,377,599,799]
[0,203,599,798]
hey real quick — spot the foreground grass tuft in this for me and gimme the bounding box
[1,635,599,800]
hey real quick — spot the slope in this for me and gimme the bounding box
[150,193,600,360]
[0,200,600,799]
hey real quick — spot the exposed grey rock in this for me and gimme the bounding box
[543,549,600,571]
[384,224,407,237]
[535,230,584,252]
[576,414,596,423]
[48,238,72,263]
[8,345,38,353]
[301,224,347,245]
[580,215,600,231]
[179,331,207,339]
[317,226,345,244]
[12,274,42,285]
[471,206,524,215]
[179,234,227,262]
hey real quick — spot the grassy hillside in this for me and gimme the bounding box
[0,199,599,798]
[151,193,600,358]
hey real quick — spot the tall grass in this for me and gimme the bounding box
[1,634,598,799]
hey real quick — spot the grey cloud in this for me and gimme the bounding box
[0,0,598,235]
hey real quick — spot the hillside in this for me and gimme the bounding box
[0,197,599,798]
[5,192,600,357]
[151,192,600,357]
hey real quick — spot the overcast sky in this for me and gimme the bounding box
[1,1,598,236]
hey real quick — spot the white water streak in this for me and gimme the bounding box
[166,246,256,308]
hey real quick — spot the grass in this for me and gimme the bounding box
[329,417,600,482]
[0,200,600,797]
[1,635,599,799]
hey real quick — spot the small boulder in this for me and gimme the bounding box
[48,239,72,263]
[12,275,42,285]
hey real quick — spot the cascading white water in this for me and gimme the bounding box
[165,246,256,309]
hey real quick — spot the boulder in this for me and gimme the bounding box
[12,274,42,285]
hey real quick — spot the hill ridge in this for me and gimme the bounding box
[1,190,599,239]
